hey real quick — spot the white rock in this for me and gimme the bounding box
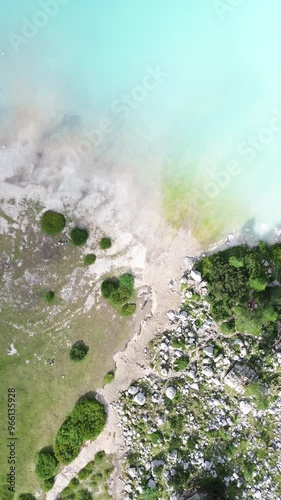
[190,270,202,282]
[165,386,176,399]
[184,257,195,271]
[203,345,214,357]
[190,382,199,391]
[239,401,252,415]
[147,479,156,489]
[202,367,213,378]
[128,386,139,395]
[167,310,176,321]
[133,392,146,405]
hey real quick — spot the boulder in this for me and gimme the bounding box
[165,386,176,399]
[190,270,202,282]
[128,386,139,395]
[133,392,146,405]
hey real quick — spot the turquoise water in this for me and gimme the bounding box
[1,0,281,238]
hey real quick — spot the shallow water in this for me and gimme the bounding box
[1,0,281,240]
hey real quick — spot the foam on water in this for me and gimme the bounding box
[1,0,281,241]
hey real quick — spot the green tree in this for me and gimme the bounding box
[40,210,65,235]
[70,227,89,246]
[84,253,96,265]
[44,290,55,303]
[55,397,106,463]
[99,237,112,249]
[35,449,58,480]
[69,341,89,362]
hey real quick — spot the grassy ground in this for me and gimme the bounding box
[0,200,134,496]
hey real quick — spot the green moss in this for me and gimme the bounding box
[173,356,189,372]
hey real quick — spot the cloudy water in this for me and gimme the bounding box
[1,0,281,241]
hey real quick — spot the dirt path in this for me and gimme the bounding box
[47,227,200,499]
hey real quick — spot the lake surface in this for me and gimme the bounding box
[1,0,281,240]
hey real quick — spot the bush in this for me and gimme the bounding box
[91,472,103,486]
[94,450,106,464]
[121,303,136,316]
[101,278,119,299]
[84,253,96,265]
[78,461,95,480]
[75,489,93,500]
[99,237,112,249]
[35,449,58,480]
[69,341,89,362]
[18,495,36,500]
[55,396,106,463]
[40,210,66,235]
[103,371,115,385]
[101,273,135,308]
[42,477,55,492]
[44,290,55,303]
[220,319,235,335]
[70,227,89,246]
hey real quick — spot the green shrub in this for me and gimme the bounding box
[55,397,106,463]
[220,319,235,335]
[249,277,267,292]
[84,253,96,265]
[121,303,136,316]
[103,371,115,385]
[44,290,55,303]
[94,450,106,464]
[78,461,95,480]
[101,278,119,299]
[70,227,89,246]
[174,356,189,371]
[42,477,55,492]
[101,273,135,308]
[69,341,89,362]
[91,472,103,486]
[35,449,58,480]
[99,237,112,249]
[75,489,93,500]
[104,466,114,479]
[18,495,36,500]
[40,210,65,235]
[60,478,79,498]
